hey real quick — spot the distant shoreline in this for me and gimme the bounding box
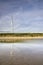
[0,33,43,42]
[0,36,43,43]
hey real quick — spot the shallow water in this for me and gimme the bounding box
[0,40,43,65]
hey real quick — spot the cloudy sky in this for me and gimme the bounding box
[0,0,43,33]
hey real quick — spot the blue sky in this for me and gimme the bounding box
[0,0,43,33]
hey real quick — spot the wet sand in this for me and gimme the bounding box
[0,43,43,65]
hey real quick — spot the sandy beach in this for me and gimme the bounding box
[0,36,43,42]
[0,43,43,65]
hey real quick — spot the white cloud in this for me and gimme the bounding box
[0,9,43,33]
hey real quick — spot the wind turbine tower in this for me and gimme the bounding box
[11,16,14,33]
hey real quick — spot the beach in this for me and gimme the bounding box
[0,36,43,42]
[0,43,43,65]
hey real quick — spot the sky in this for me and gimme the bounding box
[0,0,43,33]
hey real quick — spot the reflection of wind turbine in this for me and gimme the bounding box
[11,16,14,33]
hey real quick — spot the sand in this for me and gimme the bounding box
[0,36,43,42]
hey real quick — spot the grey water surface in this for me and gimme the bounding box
[0,40,43,65]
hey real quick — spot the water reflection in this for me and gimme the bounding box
[0,40,43,65]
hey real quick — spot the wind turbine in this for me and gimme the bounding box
[10,16,14,56]
[11,15,14,33]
